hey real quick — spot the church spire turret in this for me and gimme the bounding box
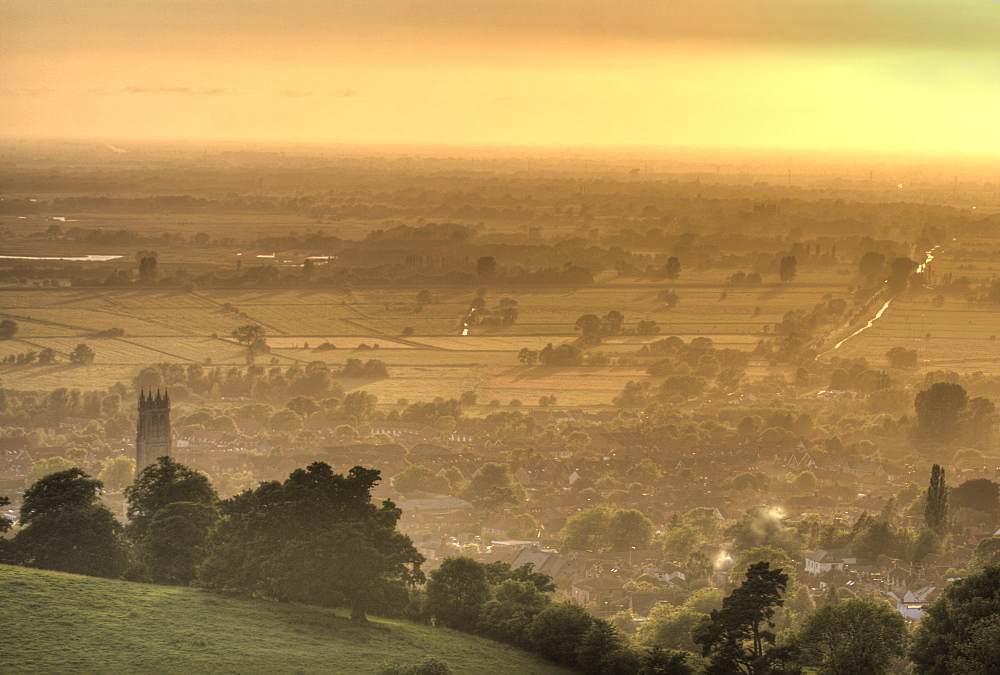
[136,389,171,474]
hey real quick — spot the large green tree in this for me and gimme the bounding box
[796,598,908,674]
[608,508,655,551]
[969,537,1000,571]
[198,463,423,622]
[692,561,789,675]
[638,605,706,653]
[135,501,219,585]
[910,566,1000,674]
[949,615,1000,675]
[12,468,126,578]
[125,456,217,540]
[526,602,595,667]
[476,579,551,646]
[425,556,492,629]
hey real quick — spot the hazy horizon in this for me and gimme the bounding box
[3,1,999,153]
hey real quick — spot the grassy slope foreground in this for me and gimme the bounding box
[0,565,565,674]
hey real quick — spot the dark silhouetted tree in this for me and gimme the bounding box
[12,468,126,577]
[125,456,218,540]
[526,602,595,667]
[951,479,999,522]
[135,501,218,585]
[137,252,158,284]
[476,256,496,281]
[910,566,1000,674]
[0,319,18,340]
[231,324,267,362]
[796,598,907,674]
[858,251,886,283]
[198,463,423,622]
[887,257,917,292]
[665,257,681,281]
[925,464,948,535]
[69,343,95,364]
[425,556,492,629]
[779,255,797,282]
[693,561,789,674]
[915,382,968,442]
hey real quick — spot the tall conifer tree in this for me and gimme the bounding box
[925,464,948,535]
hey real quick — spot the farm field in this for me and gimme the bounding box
[831,291,1000,372]
[4,254,999,404]
[6,194,1000,407]
[816,241,1000,372]
[0,279,854,405]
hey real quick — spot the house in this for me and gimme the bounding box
[394,493,474,529]
[804,549,860,575]
[571,577,624,605]
[369,424,439,444]
[173,427,239,450]
[886,586,941,620]
[58,417,92,432]
[643,563,686,586]
[508,547,582,584]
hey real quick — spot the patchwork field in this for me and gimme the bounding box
[831,291,1000,371]
[3,247,999,405]
[0,279,852,404]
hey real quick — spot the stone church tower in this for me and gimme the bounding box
[136,390,171,474]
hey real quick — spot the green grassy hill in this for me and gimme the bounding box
[0,565,566,674]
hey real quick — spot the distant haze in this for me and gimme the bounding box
[2,0,999,153]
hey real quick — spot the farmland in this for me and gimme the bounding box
[0,277,861,406]
[2,145,1000,410]
[3,244,1000,408]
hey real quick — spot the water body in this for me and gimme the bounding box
[0,254,123,262]
[832,245,939,350]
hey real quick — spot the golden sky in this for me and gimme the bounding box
[2,0,999,153]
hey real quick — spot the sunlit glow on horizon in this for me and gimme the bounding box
[2,2,999,154]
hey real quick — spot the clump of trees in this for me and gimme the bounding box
[886,346,919,369]
[423,556,689,673]
[231,324,268,363]
[200,462,423,621]
[910,566,1000,673]
[69,344,95,364]
[340,358,389,378]
[4,468,127,578]
[560,505,655,552]
[0,319,18,339]
[2,458,426,624]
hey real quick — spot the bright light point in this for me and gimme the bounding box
[898,184,904,188]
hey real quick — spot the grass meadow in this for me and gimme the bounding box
[0,564,566,674]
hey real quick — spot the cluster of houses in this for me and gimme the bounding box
[2,405,998,624]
